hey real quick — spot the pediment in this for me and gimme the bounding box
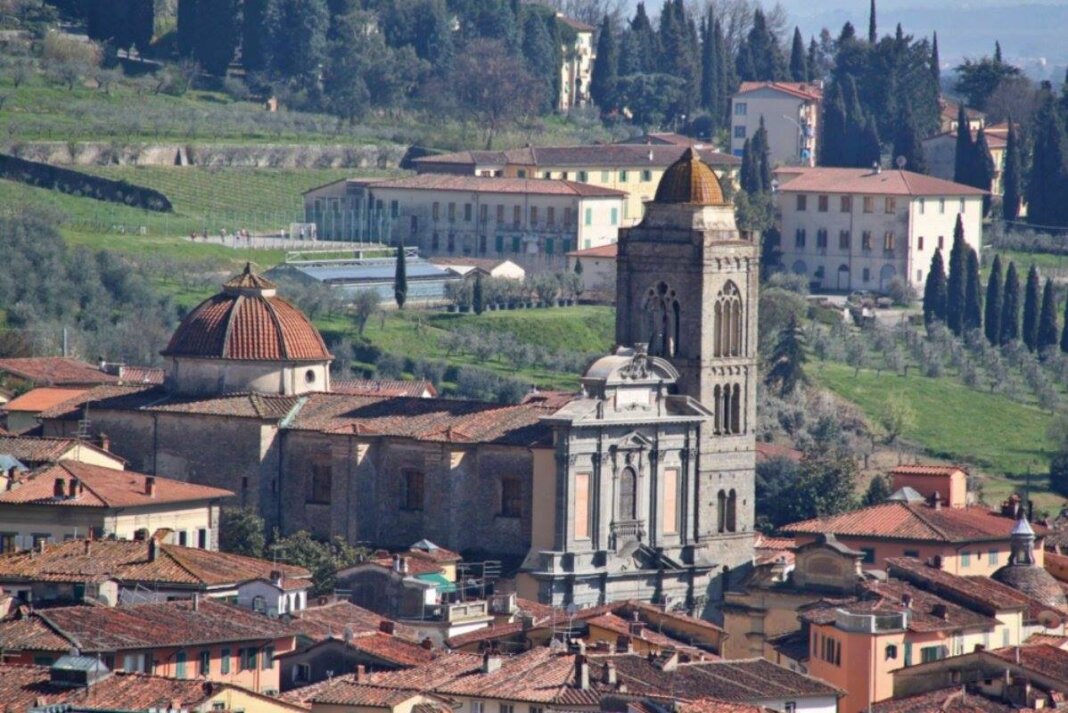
[614,431,654,451]
[611,541,685,572]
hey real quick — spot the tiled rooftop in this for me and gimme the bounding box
[4,387,89,413]
[332,378,437,398]
[0,357,119,386]
[988,644,1068,685]
[288,601,418,643]
[0,538,309,588]
[566,243,618,258]
[412,144,738,170]
[870,686,1015,713]
[0,460,232,508]
[356,174,628,197]
[774,167,987,197]
[783,502,1036,543]
[0,435,112,465]
[0,599,293,652]
[737,81,823,101]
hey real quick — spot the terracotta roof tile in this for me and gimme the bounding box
[413,145,739,170]
[584,612,711,658]
[4,387,89,413]
[681,699,773,713]
[0,538,309,588]
[987,644,1068,682]
[288,601,418,643]
[775,167,987,197]
[348,631,436,666]
[871,686,1014,713]
[566,243,618,258]
[783,502,1036,543]
[890,465,967,477]
[737,81,823,101]
[332,379,437,398]
[357,174,627,198]
[38,385,306,421]
[114,365,166,385]
[0,435,101,465]
[0,461,232,508]
[0,358,118,386]
[0,599,294,652]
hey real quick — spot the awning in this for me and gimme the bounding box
[416,572,456,593]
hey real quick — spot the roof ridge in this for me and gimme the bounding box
[157,544,207,584]
[903,501,954,540]
[57,462,108,506]
[35,610,81,651]
[260,294,292,360]
[219,294,243,360]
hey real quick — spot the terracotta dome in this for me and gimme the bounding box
[653,147,728,205]
[162,264,331,362]
[991,517,1068,609]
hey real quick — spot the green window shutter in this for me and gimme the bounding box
[495,235,504,253]
[512,237,521,253]
[546,239,554,255]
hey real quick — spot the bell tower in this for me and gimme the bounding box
[615,148,758,599]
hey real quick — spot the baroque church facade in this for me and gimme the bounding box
[37,150,757,613]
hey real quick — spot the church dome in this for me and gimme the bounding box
[991,517,1068,609]
[653,148,728,205]
[162,264,331,363]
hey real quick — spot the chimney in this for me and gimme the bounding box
[53,478,66,498]
[97,433,110,452]
[901,593,912,609]
[933,490,943,511]
[192,593,200,611]
[575,654,590,690]
[83,540,91,557]
[482,652,502,674]
[379,620,396,635]
[520,613,536,631]
[144,477,156,498]
[603,661,617,686]
[873,162,882,174]
[148,538,159,562]
[421,638,433,650]
[68,478,79,498]
[355,664,366,682]
[270,569,283,587]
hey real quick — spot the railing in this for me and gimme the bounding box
[835,609,909,633]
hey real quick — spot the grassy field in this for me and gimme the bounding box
[316,306,615,392]
[813,361,1058,510]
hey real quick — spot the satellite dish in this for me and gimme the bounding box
[895,155,907,169]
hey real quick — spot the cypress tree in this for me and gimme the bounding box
[177,0,197,57]
[714,18,731,122]
[1038,278,1059,353]
[923,248,948,327]
[931,32,940,88]
[394,243,407,309]
[892,100,926,173]
[868,0,877,43]
[984,254,1003,346]
[194,0,237,75]
[1023,264,1041,351]
[964,248,983,333]
[973,127,995,214]
[1027,84,1068,229]
[741,138,760,194]
[755,116,771,192]
[953,104,974,185]
[1002,119,1022,222]
[766,315,808,397]
[243,0,269,72]
[590,15,618,111]
[522,11,557,113]
[1000,262,1020,345]
[473,273,485,315]
[860,116,882,168]
[945,216,967,335]
[1061,291,1068,353]
[790,27,808,82]
[700,13,716,113]
[821,84,847,166]
[994,40,1003,63]
[807,37,820,82]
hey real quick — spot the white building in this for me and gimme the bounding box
[303,175,626,272]
[566,243,616,302]
[731,81,823,166]
[775,167,986,293]
[556,14,595,112]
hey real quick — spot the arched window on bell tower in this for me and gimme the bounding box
[717,490,727,533]
[713,281,744,357]
[642,282,680,357]
[619,466,638,521]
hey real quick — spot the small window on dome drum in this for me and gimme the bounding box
[305,369,316,384]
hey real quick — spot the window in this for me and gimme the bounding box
[543,171,552,179]
[795,229,806,248]
[796,195,807,211]
[432,232,440,250]
[989,549,999,566]
[618,467,637,521]
[713,282,744,358]
[904,550,920,558]
[242,648,257,671]
[939,198,946,214]
[432,202,440,221]
[495,235,504,253]
[263,645,274,670]
[574,473,590,539]
[0,533,15,554]
[961,551,971,567]
[402,469,425,511]
[252,595,266,613]
[938,235,944,249]
[862,231,873,251]
[584,207,592,226]
[713,384,742,436]
[904,642,913,667]
[546,238,554,255]
[517,169,527,178]
[840,196,852,212]
[863,267,871,282]
[473,704,485,713]
[734,102,747,115]
[295,663,311,683]
[308,463,332,505]
[448,202,456,222]
[501,705,514,713]
[479,235,487,254]
[863,196,874,213]
[820,636,842,666]
[177,531,187,547]
[885,644,898,660]
[496,204,504,223]
[600,171,609,182]
[619,170,628,181]
[501,476,522,518]
[176,651,187,679]
[839,230,851,250]
[818,195,829,212]
[919,198,925,214]
[734,126,747,138]
[610,207,619,225]
[197,529,207,549]
[917,269,923,283]
[785,704,796,713]
[860,548,876,564]
[512,237,521,253]
[531,707,544,713]
[578,171,588,182]
[921,646,944,663]
[390,200,399,218]
[221,648,231,674]
[884,232,895,252]
[547,207,555,226]
[479,204,487,223]
[564,207,572,225]
[918,236,924,251]
[530,206,538,224]
[885,197,896,213]
[513,205,521,228]
[959,199,966,213]
[641,169,652,182]
[199,650,211,677]
[817,229,828,249]
[410,215,418,234]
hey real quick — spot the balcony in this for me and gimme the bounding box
[835,609,909,633]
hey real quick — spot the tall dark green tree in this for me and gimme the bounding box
[619,2,659,75]
[472,273,485,315]
[953,104,975,185]
[923,248,948,327]
[699,13,718,118]
[177,0,197,57]
[892,100,926,172]
[1038,278,1059,353]
[984,254,1003,346]
[973,127,995,214]
[266,0,329,83]
[1061,292,1068,353]
[590,15,618,110]
[790,27,808,82]
[868,0,877,44]
[1023,264,1041,352]
[1000,261,1021,345]
[765,315,808,397]
[394,243,407,309]
[1002,119,1023,222]
[193,0,237,75]
[522,10,558,113]
[820,83,848,166]
[1027,83,1068,228]
[243,0,270,72]
[860,115,882,167]
[964,248,983,333]
[931,32,940,88]
[736,9,785,81]
[945,219,967,334]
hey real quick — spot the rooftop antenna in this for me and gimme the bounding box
[75,401,92,442]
